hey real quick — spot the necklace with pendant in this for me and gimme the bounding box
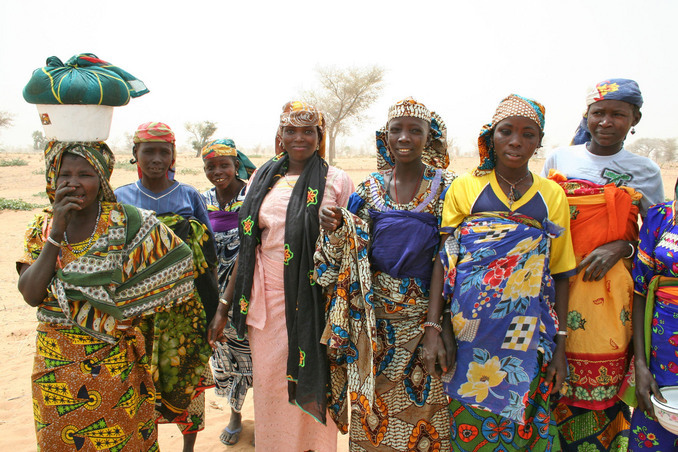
[495,170,531,208]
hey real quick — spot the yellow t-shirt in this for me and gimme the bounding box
[442,171,576,277]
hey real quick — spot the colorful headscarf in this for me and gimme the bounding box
[133,121,176,179]
[201,138,257,180]
[572,78,643,145]
[44,141,116,203]
[133,121,175,144]
[376,97,449,171]
[275,101,326,158]
[475,94,546,176]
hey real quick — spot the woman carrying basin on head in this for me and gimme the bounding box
[17,141,196,451]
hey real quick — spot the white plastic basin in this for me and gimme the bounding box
[651,386,678,435]
[36,104,113,141]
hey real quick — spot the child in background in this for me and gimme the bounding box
[200,138,256,446]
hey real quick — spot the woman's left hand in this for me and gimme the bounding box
[577,240,630,282]
[545,339,567,394]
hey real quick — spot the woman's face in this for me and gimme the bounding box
[492,116,542,172]
[56,153,101,209]
[387,116,429,165]
[134,142,174,180]
[203,155,239,191]
[282,126,319,164]
[586,99,640,148]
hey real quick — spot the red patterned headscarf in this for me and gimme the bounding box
[275,101,326,158]
[133,121,176,179]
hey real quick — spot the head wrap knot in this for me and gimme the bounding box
[376,98,449,170]
[572,78,643,145]
[201,138,257,180]
[276,101,326,158]
[44,141,116,203]
[475,94,546,176]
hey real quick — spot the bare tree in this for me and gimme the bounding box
[627,138,677,165]
[303,66,384,164]
[185,121,218,157]
[32,130,48,150]
[0,111,13,133]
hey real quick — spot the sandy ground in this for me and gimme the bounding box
[0,152,675,451]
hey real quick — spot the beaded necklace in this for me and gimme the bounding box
[64,202,102,256]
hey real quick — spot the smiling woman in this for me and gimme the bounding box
[207,101,354,452]
[317,97,456,451]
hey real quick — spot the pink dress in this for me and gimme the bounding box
[246,166,354,451]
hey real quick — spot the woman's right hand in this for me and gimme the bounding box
[319,206,343,233]
[50,181,83,237]
[635,360,665,420]
[207,303,230,349]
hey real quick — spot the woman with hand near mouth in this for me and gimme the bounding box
[542,79,664,451]
[18,142,196,451]
[318,98,455,451]
[426,94,575,451]
[115,122,217,452]
[200,138,256,446]
[208,101,353,451]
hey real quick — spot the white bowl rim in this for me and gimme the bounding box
[651,391,678,414]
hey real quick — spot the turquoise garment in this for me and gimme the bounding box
[23,53,148,105]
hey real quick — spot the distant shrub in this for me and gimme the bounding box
[0,198,42,211]
[32,168,44,175]
[32,192,48,198]
[0,158,28,167]
[179,168,201,175]
[115,160,137,171]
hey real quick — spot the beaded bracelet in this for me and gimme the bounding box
[422,321,442,333]
[46,236,63,248]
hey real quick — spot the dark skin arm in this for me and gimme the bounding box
[207,257,238,348]
[18,182,84,306]
[544,278,569,393]
[577,239,635,282]
[632,292,665,419]
[423,235,456,379]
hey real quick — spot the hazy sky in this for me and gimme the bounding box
[1,0,676,155]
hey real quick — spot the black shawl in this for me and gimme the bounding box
[232,151,330,423]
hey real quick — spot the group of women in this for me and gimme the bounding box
[18,77,676,452]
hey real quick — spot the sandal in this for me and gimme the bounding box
[219,425,243,446]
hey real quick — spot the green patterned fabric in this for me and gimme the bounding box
[23,53,148,106]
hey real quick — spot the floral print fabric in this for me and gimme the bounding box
[441,213,561,424]
[629,201,678,450]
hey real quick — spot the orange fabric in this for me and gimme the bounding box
[551,175,642,409]
[567,186,639,258]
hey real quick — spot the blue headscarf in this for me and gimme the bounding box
[572,78,643,145]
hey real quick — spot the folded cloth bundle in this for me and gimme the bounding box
[23,53,148,106]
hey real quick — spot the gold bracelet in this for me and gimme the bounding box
[219,298,230,306]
